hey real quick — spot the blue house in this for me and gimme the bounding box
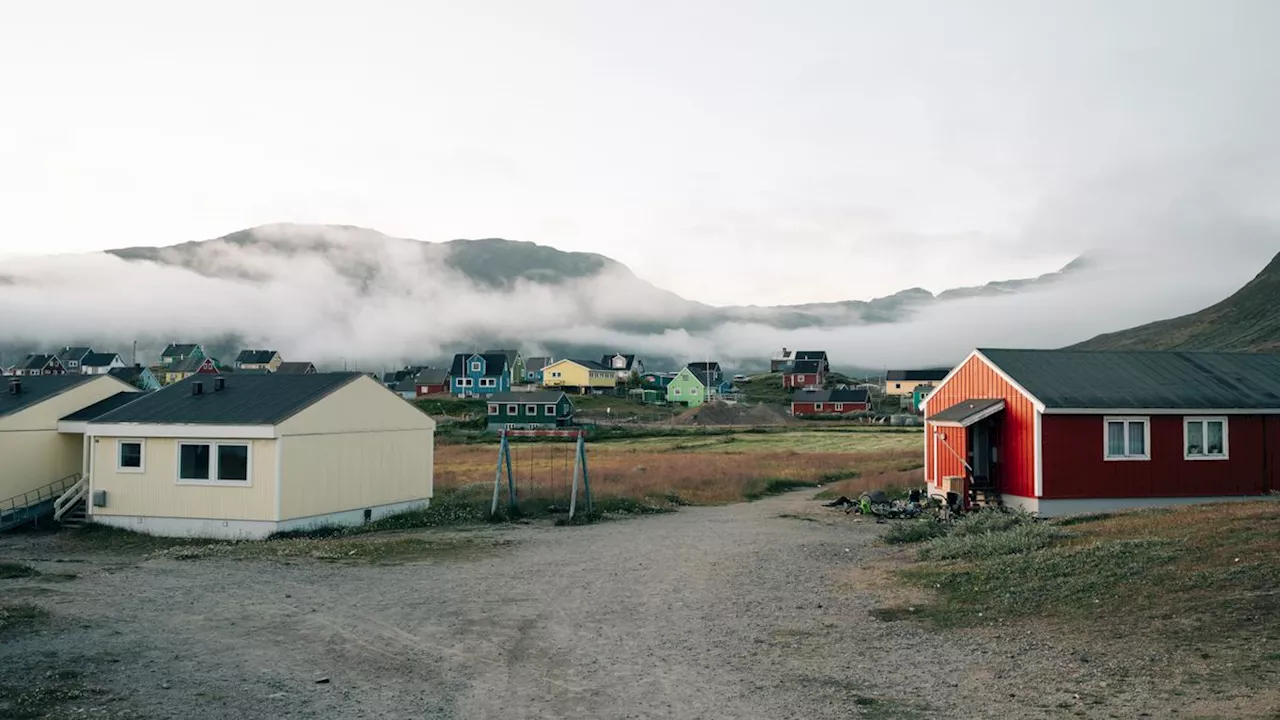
[449,352,510,397]
[109,365,162,391]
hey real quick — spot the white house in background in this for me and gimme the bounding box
[0,375,140,516]
[56,347,95,373]
[600,353,644,382]
[81,352,127,375]
[78,372,436,539]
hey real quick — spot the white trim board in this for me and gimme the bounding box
[84,423,276,438]
[1000,494,1273,518]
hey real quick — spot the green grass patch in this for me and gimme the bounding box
[882,521,948,545]
[0,603,49,633]
[917,522,1072,561]
[0,562,39,579]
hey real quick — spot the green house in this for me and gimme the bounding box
[486,391,573,431]
[666,367,708,407]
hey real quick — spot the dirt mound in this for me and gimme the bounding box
[672,401,792,426]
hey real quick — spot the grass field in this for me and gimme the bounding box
[435,427,924,506]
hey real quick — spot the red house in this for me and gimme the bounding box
[923,348,1280,516]
[784,351,830,389]
[791,387,870,416]
[413,368,450,397]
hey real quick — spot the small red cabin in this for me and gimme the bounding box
[784,359,827,389]
[791,387,870,416]
[922,349,1280,516]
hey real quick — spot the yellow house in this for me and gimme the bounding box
[234,349,283,372]
[540,359,617,393]
[79,372,435,539]
[0,375,140,520]
[885,369,950,396]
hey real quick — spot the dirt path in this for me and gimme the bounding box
[1,495,1270,719]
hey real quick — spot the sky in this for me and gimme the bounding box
[3,0,1278,308]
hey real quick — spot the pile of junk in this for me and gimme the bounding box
[823,488,964,520]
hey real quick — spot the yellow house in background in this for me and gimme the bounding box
[541,359,617,393]
[0,375,140,519]
[885,369,950,396]
[234,349,283,372]
[79,372,435,539]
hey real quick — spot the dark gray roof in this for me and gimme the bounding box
[979,348,1280,409]
[56,347,93,364]
[235,349,278,364]
[929,398,1004,425]
[794,350,828,361]
[600,353,637,370]
[887,369,950,382]
[109,366,153,384]
[484,349,520,366]
[170,355,212,373]
[450,353,509,377]
[275,362,316,374]
[19,354,59,371]
[90,373,365,425]
[59,391,149,421]
[0,375,96,417]
[81,351,121,368]
[562,358,608,370]
[525,357,552,371]
[414,368,449,385]
[161,343,201,358]
[790,359,823,374]
[791,387,870,404]
[489,391,569,404]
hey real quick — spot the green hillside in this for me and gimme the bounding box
[1072,252,1280,353]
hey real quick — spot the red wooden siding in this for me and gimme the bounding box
[784,373,824,388]
[791,401,869,416]
[1041,415,1280,498]
[415,382,448,397]
[924,354,1037,498]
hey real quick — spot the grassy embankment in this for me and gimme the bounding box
[874,502,1279,684]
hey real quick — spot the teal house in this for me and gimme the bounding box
[487,391,574,431]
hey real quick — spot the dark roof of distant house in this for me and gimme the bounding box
[886,369,950,382]
[90,373,366,425]
[791,387,870,405]
[19,354,59,371]
[233,367,273,375]
[794,350,828,361]
[59,391,149,422]
[789,359,823,374]
[450,353,509,377]
[169,355,212,373]
[235,349,278,364]
[56,347,93,364]
[161,343,201,358]
[81,352,121,368]
[686,361,721,373]
[109,366,153,384]
[393,377,418,394]
[414,368,450,385]
[601,353,638,370]
[978,348,1280,410]
[275,362,316,374]
[0,375,97,418]
[566,358,608,370]
[525,357,552,372]
[489,391,569,404]
[484,349,520,367]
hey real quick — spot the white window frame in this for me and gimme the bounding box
[116,439,145,473]
[814,403,823,411]
[471,361,482,372]
[479,377,496,388]
[487,404,498,416]
[525,404,537,415]
[507,404,518,415]
[674,388,682,396]
[176,441,254,486]
[1103,416,1150,461]
[544,404,556,416]
[1184,416,1228,460]
[834,403,843,412]
[458,378,473,387]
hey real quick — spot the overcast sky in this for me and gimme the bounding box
[2,1,1278,306]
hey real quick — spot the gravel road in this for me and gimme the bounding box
[1,493,1272,719]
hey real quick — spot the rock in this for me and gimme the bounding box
[315,677,331,684]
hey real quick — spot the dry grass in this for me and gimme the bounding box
[435,429,925,505]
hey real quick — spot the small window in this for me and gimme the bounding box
[178,443,211,480]
[544,404,556,415]
[815,403,823,411]
[674,388,682,396]
[1104,417,1149,460]
[834,403,843,411]
[471,361,482,372]
[118,440,144,472]
[894,383,901,389]
[69,361,79,368]
[1185,417,1228,459]
[507,404,518,415]
[488,404,498,415]
[525,404,537,415]
[217,444,249,482]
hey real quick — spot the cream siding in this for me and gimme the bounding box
[89,437,278,521]
[278,430,432,520]
[0,376,138,500]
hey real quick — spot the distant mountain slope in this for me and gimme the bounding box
[1072,251,1280,353]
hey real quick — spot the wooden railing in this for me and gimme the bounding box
[53,474,89,521]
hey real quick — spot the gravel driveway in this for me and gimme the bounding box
[1,494,1270,719]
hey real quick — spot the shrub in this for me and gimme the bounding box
[0,562,39,579]
[918,522,1071,561]
[883,521,948,545]
[948,507,1038,537]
